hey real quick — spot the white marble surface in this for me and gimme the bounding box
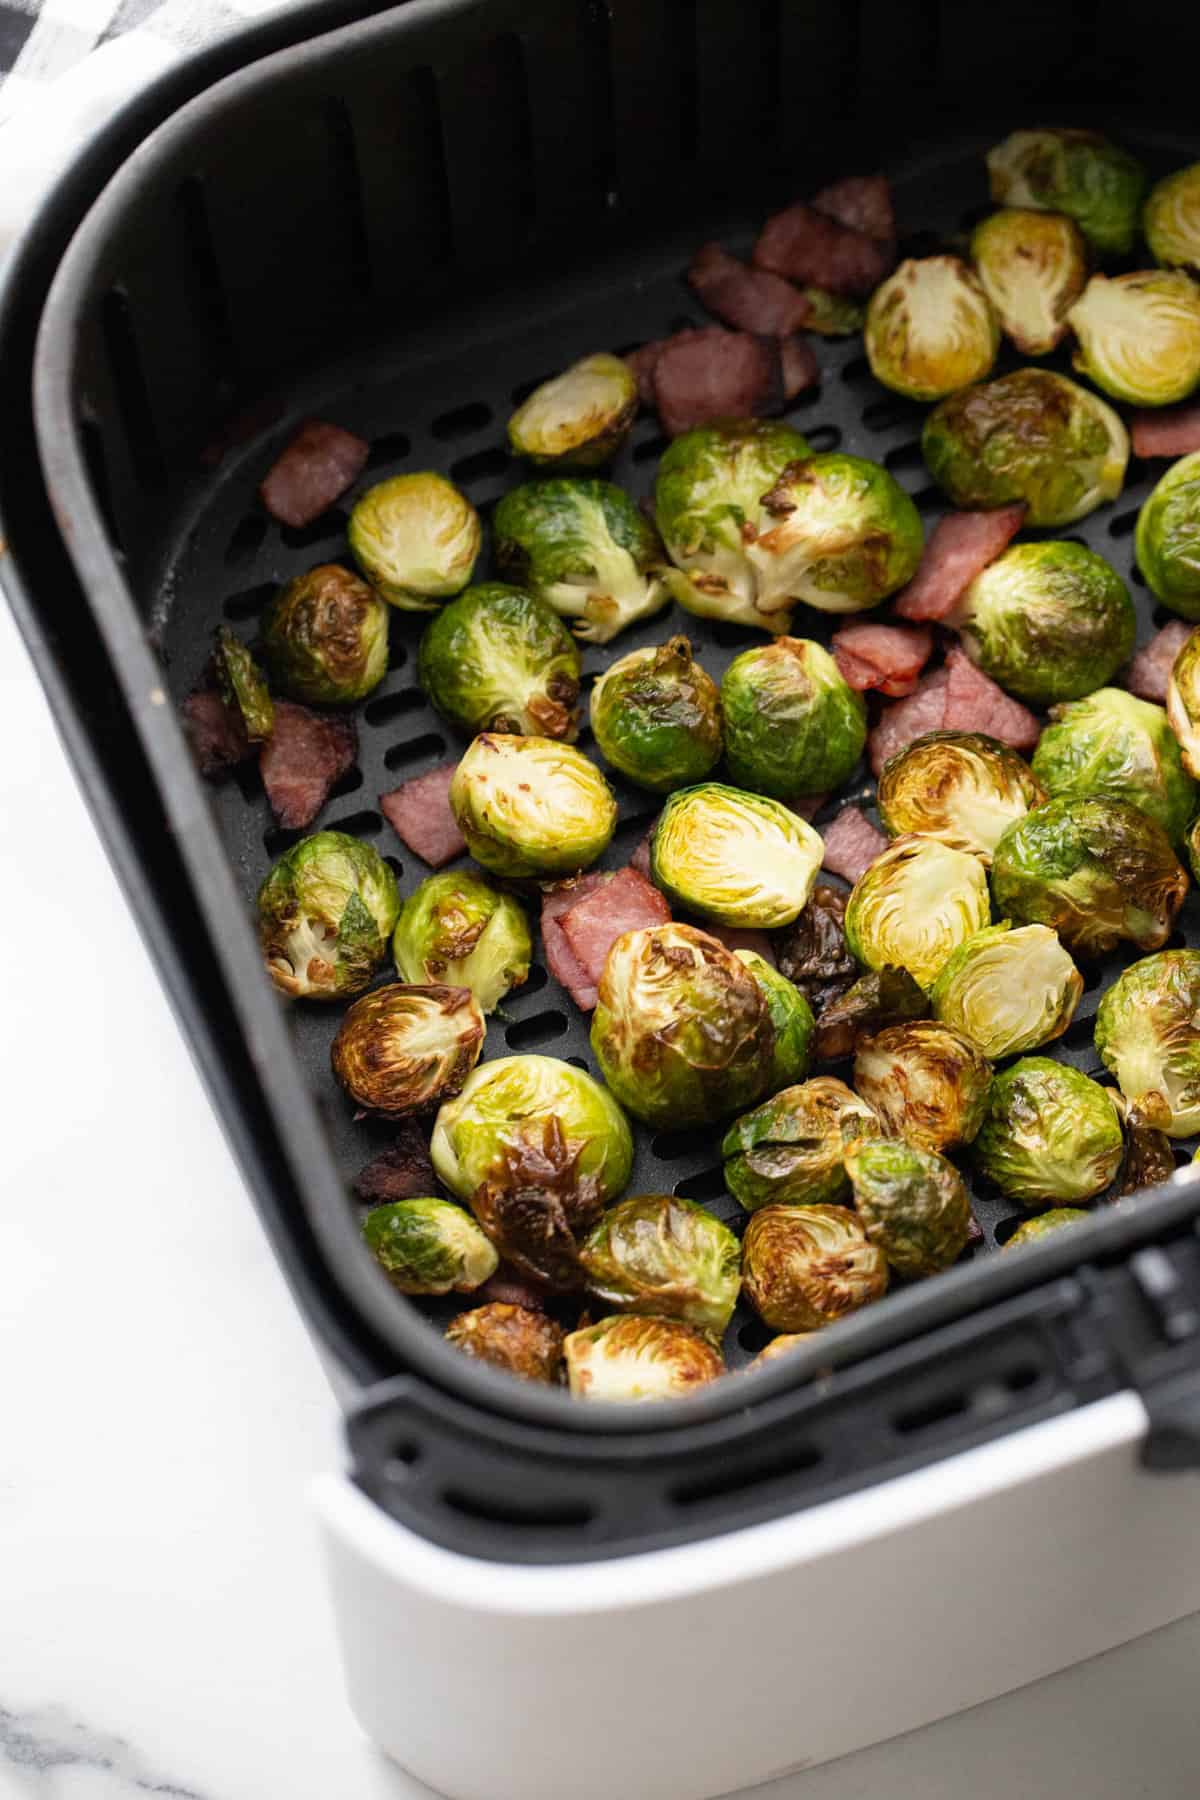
[4,587,1200,1800]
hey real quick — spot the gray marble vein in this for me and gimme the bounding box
[0,1704,213,1797]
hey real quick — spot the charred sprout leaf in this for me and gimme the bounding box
[392,871,531,1013]
[930,921,1082,1059]
[952,542,1135,705]
[974,1057,1124,1204]
[1167,626,1200,776]
[742,1203,887,1332]
[1144,163,1200,274]
[853,1021,992,1154]
[721,637,866,799]
[508,353,638,469]
[353,1125,438,1205]
[1004,1208,1091,1248]
[449,732,616,878]
[1094,950,1200,1137]
[261,564,388,705]
[801,288,866,335]
[213,626,273,742]
[1137,452,1200,621]
[735,949,814,1093]
[1117,1117,1177,1197]
[969,208,1088,355]
[651,783,823,929]
[986,128,1147,256]
[348,472,480,610]
[257,830,400,1000]
[579,1194,742,1337]
[811,965,930,1063]
[1067,271,1200,408]
[493,478,670,644]
[445,1303,565,1383]
[773,885,858,1014]
[1032,687,1196,846]
[877,730,1046,861]
[589,637,722,792]
[417,583,582,740]
[565,1314,725,1402]
[721,1076,880,1212]
[842,1138,972,1277]
[332,982,484,1118]
[363,1198,498,1295]
[844,836,991,991]
[751,453,924,616]
[865,256,999,401]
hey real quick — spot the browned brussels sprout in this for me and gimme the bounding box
[446,1303,565,1383]
[853,1021,992,1154]
[257,830,400,1001]
[970,209,1088,355]
[508,354,638,469]
[973,1058,1123,1205]
[878,731,1046,861]
[865,256,999,400]
[842,1138,972,1277]
[742,1204,888,1331]
[986,128,1147,257]
[721,1077,880,1212]
[1003,1209,1090,1249]
[564,1315,725,1401]
[331,982,485,1118]
[261,564,388,704]
[579,1194,741,1338]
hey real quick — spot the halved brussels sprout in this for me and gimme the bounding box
[970,208,1088,355]
[1032,686,1196,845]
[1067,271,1200,407]
[589,637,722,792]
[721,637,866,799]
[417,582,581,740]
[922,369,1129,527]
[973,1057,1123,1204]
[877,731,1046,861]
[508,353,637,469]
[579,1194,741,1337]
[742,1203,888,1332]
[1004,1209,1090,1248]
[930,921,1082,1060]
[986,128,1147,256]
[750,453,924,616]
[1117,1114,1177,1196]
[261,564,388,705]
[951,542,1135,705]
[811,966,930,1063]
[392,871,531,1013]
[590,922,774,1128]
[445,1303,565,1383]
[332,982,485,1117]
[750,1332,818,1369]
[735,950,814,1094]
[991,797,1188,957]
[565,1315,725,1402]
[1167,626,1200,776]
[257,830,401,1001]
[493,478,670,644]
[449,733,617,878]
[651,783,822,929]
[853,1021,991,1155]
[1137,452,1200,620]
[842,1138,971,1277]
[844,837,991,991]
[348,472,480,610]
[213,625,273,742]
[1144,163,1200,274]
[1094,950,1200,1136]
[721,1076,880,1212]
[431,1054,634,1289]
[865,256,999,401]
[363,1198,498,1295]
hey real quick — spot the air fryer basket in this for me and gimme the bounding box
[24,0,1200,1558]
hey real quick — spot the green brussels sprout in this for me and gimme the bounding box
[842,1138,971,1277]
[1094,950,1200,1136]
[1144,163,1200,273]
[721,1076,880,1212]
[392,871,531,1013]
[1117,1114,1177,1196]
[445,1303,565,1383]
[589,637,722,792]
[853,1021,992,1155]
[493,478,670,645]
[261,564,388,704]
[951,542,1135,705]
[742,1204,888,1332]
[844,837,991,991]
[930,921,1083,1060]
[811,965,930,1063]
[564,1315,725,1402]
[257,830,400,1000]
[431,1054,634,1289]
[877,731,1046,861]
[1004,1209,1090,1248]
[508,353,638,469]
[991,797,1188,957]
[417,583,581,740]
[650,783,823,929]
[865,256,1000,401]
[800,289,866,336]
[1067,271,1200,407]
[332,982,484,1118]
[590,922,775,1129]
[347,472,480,610]
[735,950,814,1093]
[1136,452,1200,620]
[362,1198,498,1295]
[986,127,1147,256]
[449,733,616,878]
[973,1057,1123,1204]
[213,625,273,742]
[1031,687,1196,845]
[578,1194,741,1337]
[969,208,1089,355]
[721,637,866,799]
[749,453,924,616]
[1167,626,1200,776]
[922,369,1129,527]
[1190,816,1200,887]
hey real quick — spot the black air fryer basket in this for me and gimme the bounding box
[10,0,1200,1565]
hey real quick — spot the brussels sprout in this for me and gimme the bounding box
[721,638,866,799]
[929,921,1082,1059]
[1117,1114,1177,1196]
[973,1057,1123,1204]
[721,1076,880,1212]
[951,542,1135,705]
[742,1204,888,1332]
[445,1303,565,1383]
[750,1332,818,1369]
[392,871,530,1013]
[493,479,670,644]
[853,1021,992,1155]
[877,731,1046,861]
[1144,163,1200,273]
[213,626,273,742]
[842,1138,971,1277]
[362,1198,498,1295]
[578,1194,741,1337]
[1094,950,1200,1136]
[801,289,866,335]
[922,369,1129,526]
[1032,687,1196,845]
[969,208,1089,355]
[1004,1209,1090,1249]
[1067,271,1200,408]
[257,830,400,1000]
[844,837,991,991]
[508,353,638,469]
[332,982,485,1118]
[1190,817,1200,888]
[261,565,388,705]
[347,472,480,610]
[991,797,1188,957]
[417,583,581,740]
[449,733,617,878]
[735,950,814,1093]
[589,637,722,792]
[1137,452,1200,620]
[590,922,775,1129]
[986,127,1147,256]
[431,1054,634,1289]
[811,965,930,1063]
[865,256,999,401]
[750,453,924,616]
[564,1315,724,1402]
[1168,627,1200,775]
[650,784,823,929]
